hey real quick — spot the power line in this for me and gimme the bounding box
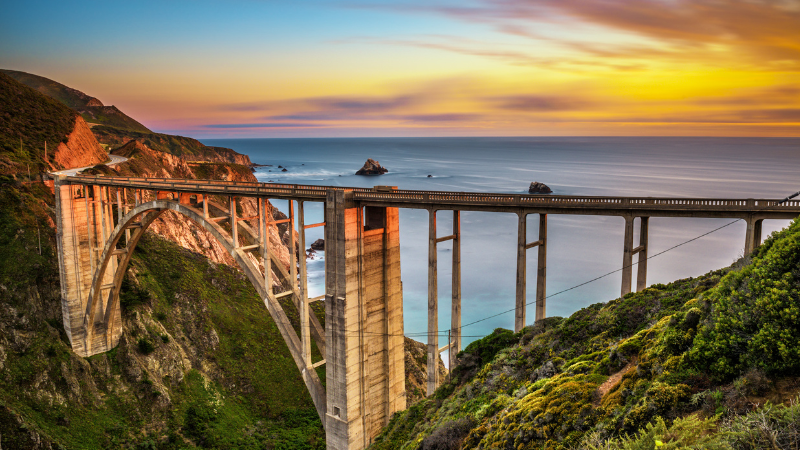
[278,189,800,341]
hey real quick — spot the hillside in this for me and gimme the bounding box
[2,69,151,134]
[0,72,106,175]
[0,76,446,448]
[95,125,252,165]
[2,69,251,167]
[372,220,800,449]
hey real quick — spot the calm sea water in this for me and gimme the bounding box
[202,137,800,352]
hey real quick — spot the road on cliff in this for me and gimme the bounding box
[51,154,128,176]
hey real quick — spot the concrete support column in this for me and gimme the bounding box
[261,198,273,293]
[744,216,763,256]
[535,214,547,322]
[754,219,763,248]
[636,217,649,292]
[230,197,238,247]
[515,212,527,332]
[324,190,404,450]
[427,209,438,396]
[298,201,311,367]
[450,210,461,370]
[289,200,298,296]
[621,216,635,297]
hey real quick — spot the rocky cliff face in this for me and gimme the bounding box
[404,337,449,404]
[104,140,292,290]
[52,116,107,169]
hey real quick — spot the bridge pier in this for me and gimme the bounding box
[426,210,462,396]
[621,216,649,297]
[744,216,764,256]
[54,177,121,356]
[515,213,547,332]
[325,190,405,450]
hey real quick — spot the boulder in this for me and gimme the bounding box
[310,239,324,251]
[528,182,552,194]
[355,158,388,175]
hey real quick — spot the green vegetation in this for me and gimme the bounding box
[0,72,76,174]
[2,69,151,133]
[372,219,800,450]
[94,125,246,163]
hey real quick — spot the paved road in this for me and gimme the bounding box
[51,154,128,176]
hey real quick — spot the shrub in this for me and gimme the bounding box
[724,398,800,450]
[580,415,729,450]
[688,219,800,380]
[419,416,476,450]
[137,338,155,355]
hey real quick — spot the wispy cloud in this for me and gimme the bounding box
[488,95,595,111]
[203,123,323,128]
[353,0,800,70]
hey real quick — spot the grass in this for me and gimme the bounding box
[0,72,76,174]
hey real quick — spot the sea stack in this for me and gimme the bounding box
[528,182,553,194]
[355,158,388,175]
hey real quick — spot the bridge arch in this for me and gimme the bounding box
[82,199,327,423]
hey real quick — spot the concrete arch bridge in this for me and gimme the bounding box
[53,175,800,450]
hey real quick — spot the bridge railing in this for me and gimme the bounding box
[62,175,800,211]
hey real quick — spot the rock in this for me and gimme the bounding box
[310,239,324,251]
[427,174,432,178]
[281,168,288,172]
[278,165,283,168]
[355,158,388,175]
[528,182,553,194]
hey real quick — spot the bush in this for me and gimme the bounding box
[137,338,155,355]
[724,398,800,449]
[688,219,800,380]
[581,415,729,450]
[420,417,476,450]
[119,277,151,311]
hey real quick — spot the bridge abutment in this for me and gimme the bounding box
[55,177,121,357]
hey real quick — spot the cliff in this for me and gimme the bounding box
[0,72,107,175]
[52,115,107,169]
[94,126,252,166]
[95,140,291,290]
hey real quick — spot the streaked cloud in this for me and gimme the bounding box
[203,123,323,128]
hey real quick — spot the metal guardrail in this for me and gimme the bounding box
[63,175,800,212]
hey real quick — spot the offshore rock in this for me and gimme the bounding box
[528,181,553,194]
[355,158,388,175]
[310,239,325,251]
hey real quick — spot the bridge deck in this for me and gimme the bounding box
[65,175,800,219]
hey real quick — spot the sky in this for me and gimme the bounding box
[2,0,799,137]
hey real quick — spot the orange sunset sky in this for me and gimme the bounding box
[2,0,799,137]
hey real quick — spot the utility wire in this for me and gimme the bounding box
[285,189,800,340]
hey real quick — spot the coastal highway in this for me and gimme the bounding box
[51,154,128,177]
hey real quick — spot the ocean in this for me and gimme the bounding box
[201,136,800,352]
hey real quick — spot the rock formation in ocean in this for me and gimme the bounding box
[528,181,553,194]
[355,158,388,175]
[310,239,325,251]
